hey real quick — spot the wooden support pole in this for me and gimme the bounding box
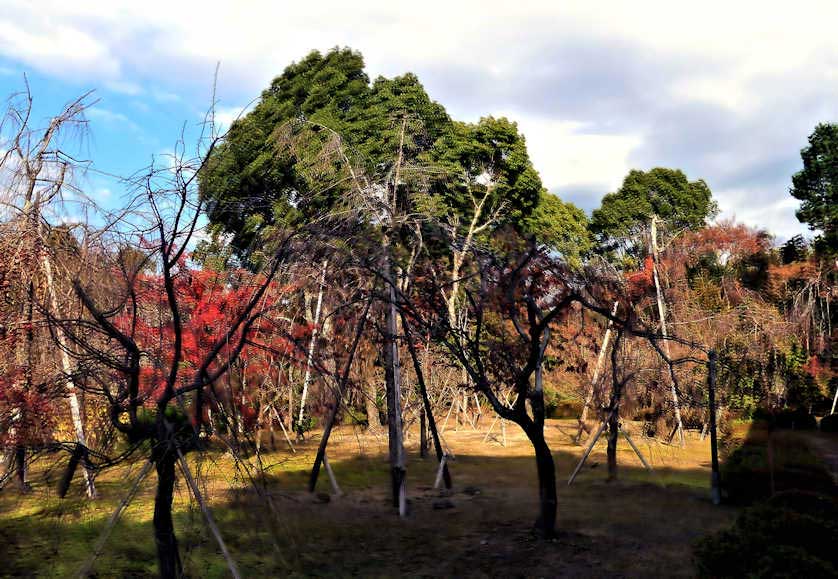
[309,297,371,493]
[619,426,652,471]
[482,415,500,443]
[78,460,154,577]
[297,259,328,434]
[650,216,685,447]
[440,390,456,433]
[568,421,606,485]
[401,313,452,489]
[271,407,296,453]
[176,448,241,579]
[419,408,428,458]
[434,455,448,490]
[322,453,343,496]
[708,350,721,505]
[575,301,619,443]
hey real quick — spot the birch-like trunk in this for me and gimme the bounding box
[42,253,97,498]
[297,259,328,434]
[650,216,685,447]
[575,300,618,442]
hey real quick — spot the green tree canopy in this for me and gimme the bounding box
[590,168,717,244]
[523,191,592,268]
[426,116,543,229]
[790,123,838,254]
[199,48,548,256]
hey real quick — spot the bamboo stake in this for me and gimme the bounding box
[176,448,241,579]
[568,421,606,485]
[650,216,685,447]
[574,301,619,444]
[78,460,154,577]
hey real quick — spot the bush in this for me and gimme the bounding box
[722,443,770,504]
[820,414,838,433]
[543,389,583,419]
[774,408,818,430]
[694,491,838,578]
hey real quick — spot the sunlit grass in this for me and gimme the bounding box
[1,419,738,577]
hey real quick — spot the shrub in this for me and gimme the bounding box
[774,408,818,430]
[543,389,583,419]
[820,413,838,433]
[694,491,838,577]
[722,443,770,504]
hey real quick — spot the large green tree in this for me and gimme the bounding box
[199,48,551,255]
[590,168,717,245]
[523,190,592,268]
[426,116,543,229]
[790,123,838,253]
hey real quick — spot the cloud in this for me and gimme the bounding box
[210,104,253,134]
[0,0,835,237]
[497,112,642,203]
[87,107,141,132]
[104,79,143,96]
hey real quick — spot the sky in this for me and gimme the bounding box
[0,0,836,241]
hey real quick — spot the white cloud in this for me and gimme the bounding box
[87,107,141,132]
[717,194,804,242]
[505,112,642,196]
[0,16,119,80]
[208,103,255,134]
[0,0,835,237]
[104,79,143,95]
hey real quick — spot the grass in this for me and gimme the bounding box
[0,419,742,577]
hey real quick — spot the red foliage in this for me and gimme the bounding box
[114,264,295,408]
[625,255,654,301]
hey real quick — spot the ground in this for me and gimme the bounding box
[0,419,765,577]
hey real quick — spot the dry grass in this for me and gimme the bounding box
[0,419,737,577]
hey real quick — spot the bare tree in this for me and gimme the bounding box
[0,83,98,496]
[47,124,310,576]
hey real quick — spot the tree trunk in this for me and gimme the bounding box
[527,429,557,537]
[382,248,406,515]
[606,411,619,481]
[153,453,182,579]
[14,445,29,493]
[42,252,96,498]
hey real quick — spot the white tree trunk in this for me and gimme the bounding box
[42,252,97,498]
[297,260,328,431]
[650,216,685,447]
[575,301,619,441]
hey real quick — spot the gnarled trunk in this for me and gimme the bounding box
[525,427,557,537]
[154,452,182,579]
[607,411,619,481]
[14,445,29,493]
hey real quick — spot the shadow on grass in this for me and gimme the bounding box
[0,437,738,578]
[721,419,836,504]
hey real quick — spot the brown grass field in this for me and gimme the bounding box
[0,418,758,577]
